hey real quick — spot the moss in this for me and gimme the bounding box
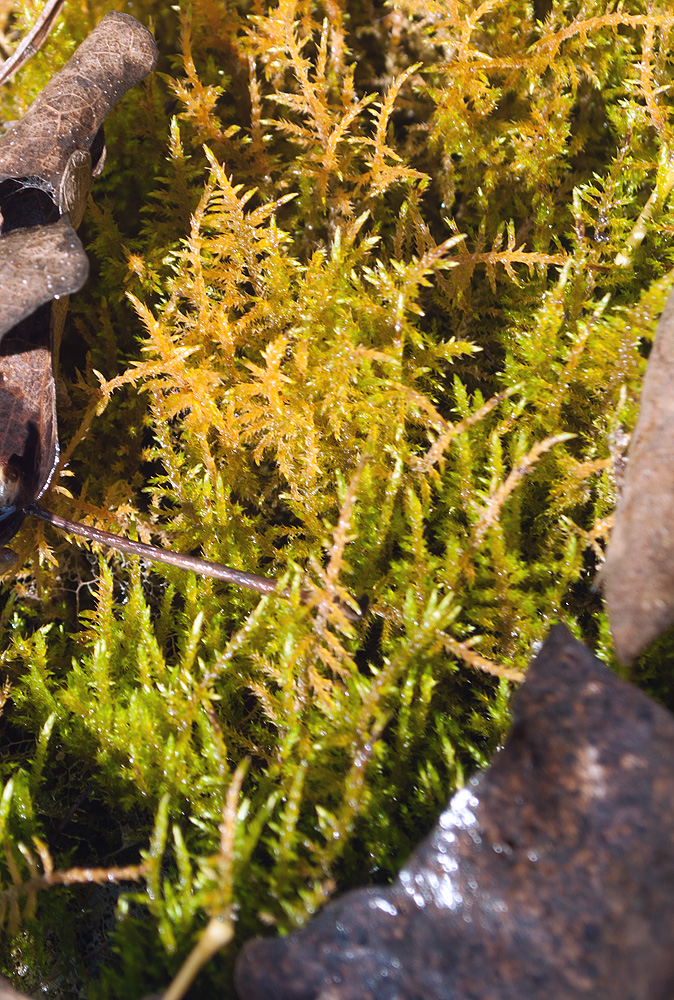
[0,0,672,995]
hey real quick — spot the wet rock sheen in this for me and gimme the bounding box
[236,625,674,1000]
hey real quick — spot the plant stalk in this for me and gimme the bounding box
[26,503,362,620]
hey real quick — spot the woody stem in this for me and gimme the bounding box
[26,503,283,596]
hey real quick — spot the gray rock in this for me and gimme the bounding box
[236,625,674,1000]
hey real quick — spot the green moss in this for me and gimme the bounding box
[0,0,672,994]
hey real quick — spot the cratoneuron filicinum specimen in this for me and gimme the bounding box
[0,10,360,619]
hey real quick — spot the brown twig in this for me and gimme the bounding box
[0,0,65,87]
[25,503,363,620]
[27,502,287,595]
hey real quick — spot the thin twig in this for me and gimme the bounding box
[25,503,363,620]
[0,0,65,87]
[0,860,145,909]
[27,503,286,595]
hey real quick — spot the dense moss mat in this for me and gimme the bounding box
[0,0,673,995]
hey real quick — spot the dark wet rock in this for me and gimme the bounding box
[235,625,674,1000]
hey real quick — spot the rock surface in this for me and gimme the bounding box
[235,625,674,1000]
[603,283,674,663]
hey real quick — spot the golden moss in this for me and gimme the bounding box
[0,0,673,994]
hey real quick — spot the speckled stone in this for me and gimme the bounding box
[235,624,674,1000]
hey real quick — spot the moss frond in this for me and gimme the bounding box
[0,0,672,994]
